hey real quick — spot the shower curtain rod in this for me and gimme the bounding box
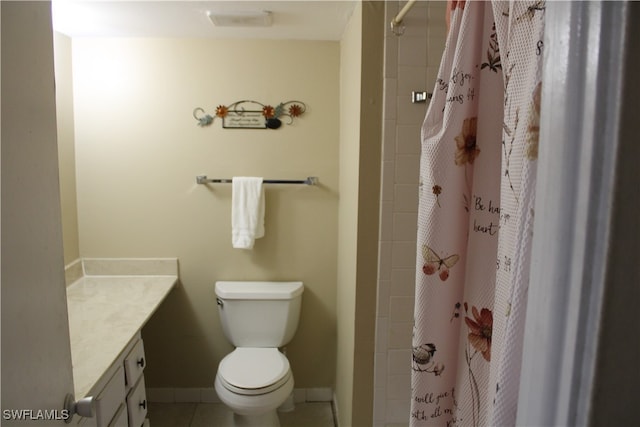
[196,175,319,185]
[390,0,417,33]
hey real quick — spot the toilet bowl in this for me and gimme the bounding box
[214,281,304,427]
[215,348,294,426]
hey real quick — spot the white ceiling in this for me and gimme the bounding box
[52,1,358,41]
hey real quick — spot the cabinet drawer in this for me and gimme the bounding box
[124,339,146,387]
[108,404,128,427]
[126,376,148,427]
[96,366,126,427]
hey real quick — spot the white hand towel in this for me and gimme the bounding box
[231,177,265,249]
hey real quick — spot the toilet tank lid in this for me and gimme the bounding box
[215,281,304,300]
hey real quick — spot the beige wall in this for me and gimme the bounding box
[335,2,384,426]
[2,0,76,415]
[65,37,340,388]
[56,3,388,420]
[336,2,362,424]
[352,3,384,425]
[53,33,80,266]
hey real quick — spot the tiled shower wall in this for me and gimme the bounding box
[374,2,447,426]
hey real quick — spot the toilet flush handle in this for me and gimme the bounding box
[216,298,223,308]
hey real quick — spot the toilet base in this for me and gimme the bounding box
[214,372,294,427]
[233,410,280,427]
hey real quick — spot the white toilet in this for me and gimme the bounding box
[214,281,304,427]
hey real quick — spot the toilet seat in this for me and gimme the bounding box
[218,348,291,396]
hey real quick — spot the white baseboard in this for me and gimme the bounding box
[332,391,340,427]
[147,387,334,404]
[64,258,83,287]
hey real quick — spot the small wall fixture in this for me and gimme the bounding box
[412,91,433,104]
[207,10,272,27]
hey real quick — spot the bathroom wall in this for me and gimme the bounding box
[336,2,362,424]
[351,3,385,426]
[336,2,385,426]
[54,33,80,265]
[2,0,76,413]
[374,1,447,426]
[64,37,340,389]
[53,2,430,422]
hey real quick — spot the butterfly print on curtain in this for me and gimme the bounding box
[422,245,460,281]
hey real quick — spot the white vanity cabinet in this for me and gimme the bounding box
[123,339,148,427]
[76,333,149,427]
[66,261,177,427]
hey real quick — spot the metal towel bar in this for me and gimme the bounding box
[196,175,319,185]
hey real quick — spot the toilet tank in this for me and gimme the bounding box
[215,281,304,347]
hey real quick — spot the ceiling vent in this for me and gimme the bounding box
[207,10,272,27]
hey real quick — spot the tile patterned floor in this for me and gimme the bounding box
[147,402,336,427]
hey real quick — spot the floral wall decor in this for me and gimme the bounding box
[193,100,306,129]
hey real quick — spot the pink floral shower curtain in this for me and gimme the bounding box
[411,1,545,426]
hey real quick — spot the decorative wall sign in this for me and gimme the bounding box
[193,100,306,130]
[223,110,266,129]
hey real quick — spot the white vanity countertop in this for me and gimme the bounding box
[66,274,177,399]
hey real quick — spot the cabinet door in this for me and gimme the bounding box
[126,377,148,427]
[123,340,145,388]
[1,2,75,426]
